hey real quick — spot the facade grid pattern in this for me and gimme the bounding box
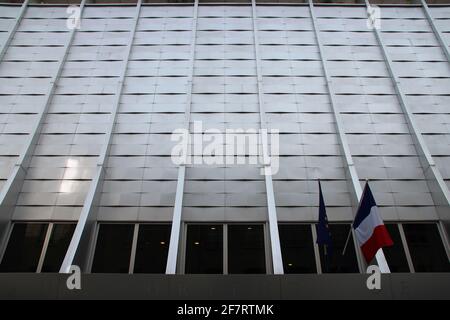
[0,1,449,273]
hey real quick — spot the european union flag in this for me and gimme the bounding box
[316,180,333,267]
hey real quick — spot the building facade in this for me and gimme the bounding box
[0,0,449,284]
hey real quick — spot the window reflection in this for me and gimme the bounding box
[279,224,317,274]
[42,224,76,273]
[134,224,171,274]
[228,225,266,274]
[185,225,223,274]
[382,224,410,273]
[91,224,134,273]
[403,224,449,273]
[319,224,359,273]
[0,223,48,273]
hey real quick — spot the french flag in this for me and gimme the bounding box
[353,182,393,263]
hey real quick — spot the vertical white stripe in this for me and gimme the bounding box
[354,206,384,245]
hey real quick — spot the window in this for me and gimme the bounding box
[41,224,76,273]
[279,224,317,274]
[91,224,134,274]
[381,224,410,273]
[0,223,76,273]
[0,223,48,273]
[403,223,449,273]
[134,224,171,274]
[92,223,173,274]
[228,225,266,274]
[185,225,223,274]
[319,224,359,273]
[184,224,267,274]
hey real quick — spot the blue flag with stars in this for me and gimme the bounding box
[316,181,333,257]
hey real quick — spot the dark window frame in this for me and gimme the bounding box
[401,222,450,273]
[184,224,224,274]
[278,223,318,274]
[183,222,269,275]
[133,223,172,274]
[0,222,76,273]
[316,223,361,274]
[90,222,172,274]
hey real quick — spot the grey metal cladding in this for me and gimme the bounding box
[0,3,449,234]
[379,7,449,178]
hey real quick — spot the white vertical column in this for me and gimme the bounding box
[0,0,87,257]
[308,0,362,203]
[438,221,450,262]
[251,0,284,275]
[308,0,389,273]
[128,224,139,274]
[165,0,199,275]
[418,0,450,251]
[60,1,142,273]
[0,0,29,62]
[420,0,450,63]
[398,224,416,273]
[36,223,54,273]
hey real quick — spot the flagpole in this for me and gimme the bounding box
[341,227,352,256]
[342,181,368,257]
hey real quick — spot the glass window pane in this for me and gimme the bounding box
[403,223,450,273]
[279,224,317,274]
[319,224,359,273]
[0,223,48,273]
[228,225,266,274]
[134,224,171,274]
[41,224,76,273]
[91,224,134,274]
[382,224,410,273]
[185,225,223,274]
